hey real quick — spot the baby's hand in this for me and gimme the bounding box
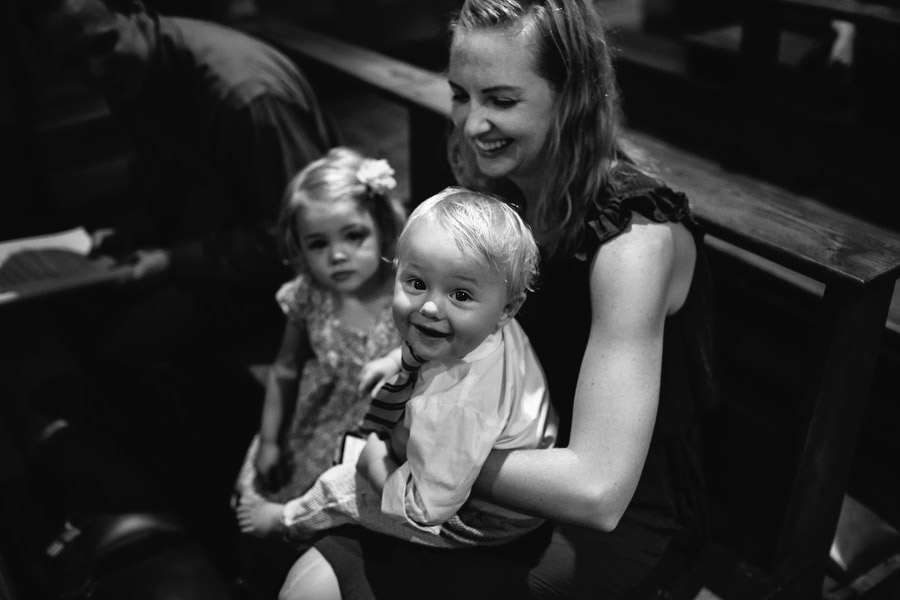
[356,433,395,492]
[358,348,403,395]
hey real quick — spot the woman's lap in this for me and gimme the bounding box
[529,515,674,600]
[313,515,676,600]
[316,525,544,600]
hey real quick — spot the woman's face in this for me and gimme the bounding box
[448,26,558,193]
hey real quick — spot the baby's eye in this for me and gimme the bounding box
[403,277,426,291]
[452,291,472,302]
[306,239,327,251]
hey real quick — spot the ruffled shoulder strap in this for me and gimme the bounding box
[276,273,318,324]
[576,164,697,260]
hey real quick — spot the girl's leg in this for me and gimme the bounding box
[279,548,342,600]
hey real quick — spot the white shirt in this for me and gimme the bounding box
[381,319,556,532]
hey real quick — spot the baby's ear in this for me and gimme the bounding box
[498,292,527,328]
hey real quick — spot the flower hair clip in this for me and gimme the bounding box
[357,158,397,196]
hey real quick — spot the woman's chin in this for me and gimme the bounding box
[475,156,516,180]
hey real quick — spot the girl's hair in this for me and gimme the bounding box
[399,187,540,299]
[449,0,624,259]
[278,147,407,269]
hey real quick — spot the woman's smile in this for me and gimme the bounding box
[473,137,512,155]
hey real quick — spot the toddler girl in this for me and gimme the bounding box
[234,147,406,538]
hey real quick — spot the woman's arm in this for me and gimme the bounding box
[474,219,696,531]
[256,320,310,486]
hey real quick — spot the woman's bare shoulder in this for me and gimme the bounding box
[591,216,696,315]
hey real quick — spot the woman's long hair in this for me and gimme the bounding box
[449,0,624,259]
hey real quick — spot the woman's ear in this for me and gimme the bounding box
[497,292,527,328]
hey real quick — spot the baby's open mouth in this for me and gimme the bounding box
[414,324,449,339]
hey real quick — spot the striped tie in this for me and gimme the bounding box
[362,342,426,433]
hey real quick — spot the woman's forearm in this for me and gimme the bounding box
[474,447,630,531]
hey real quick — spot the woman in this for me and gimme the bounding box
[294,0,717,597]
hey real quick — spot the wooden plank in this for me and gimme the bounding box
[237,17,451,117]
[624,131,900,287]
[771,278,894,599]
[760,0,900,32]
[0,264,132,307]
[706,236,900,337]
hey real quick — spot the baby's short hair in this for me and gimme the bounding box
[400,187,540,298]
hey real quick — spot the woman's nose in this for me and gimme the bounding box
[464,103,491,138]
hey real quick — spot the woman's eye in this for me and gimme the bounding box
[452,291,471,302]
[491,97,517,108]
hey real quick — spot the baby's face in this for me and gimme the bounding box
[392,216,514,362]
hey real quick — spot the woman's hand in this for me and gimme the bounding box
[356,433,397,493]
[358,348,403,395]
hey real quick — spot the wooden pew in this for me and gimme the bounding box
[234,16,900,599]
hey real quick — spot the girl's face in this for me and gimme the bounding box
[448,26,558,194]
[296,198,384,296]
[393,216,517,363]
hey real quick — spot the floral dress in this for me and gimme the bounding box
[237,273,400,504]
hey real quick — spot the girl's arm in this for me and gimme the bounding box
[357,347,403,396]
[256,320,310,486]
[474,220,697,531]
